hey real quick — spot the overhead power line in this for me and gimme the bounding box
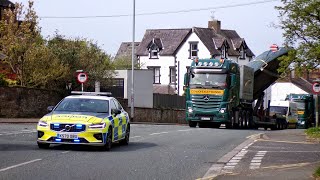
[40,0,279,19]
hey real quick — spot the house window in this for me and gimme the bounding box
[240,46,246,59]
[189,42,198,58]
[149,44,159,59]
[148,66,161,84]
[169,67,176,84]
[221,45,227,59]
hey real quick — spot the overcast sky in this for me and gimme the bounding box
[12,0,284,57]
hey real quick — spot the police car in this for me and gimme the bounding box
[37,91,130,151]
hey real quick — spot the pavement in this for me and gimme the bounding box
[213,129,320,180]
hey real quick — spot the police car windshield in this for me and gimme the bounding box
[55,98,109,113]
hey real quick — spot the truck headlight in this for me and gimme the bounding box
[38,121,48,127]
[89,122,106,129]
[300,121,305,125]
[219,108,226,114]
[188,107,193,113]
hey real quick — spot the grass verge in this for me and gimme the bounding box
[314,167,320,178]
[305,127,320,139]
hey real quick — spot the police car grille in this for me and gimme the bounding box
[50,124,86,132]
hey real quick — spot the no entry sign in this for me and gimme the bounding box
[77,72,88,84]
[312,82,320,94]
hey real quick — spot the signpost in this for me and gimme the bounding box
[77,72,88,92]
[312,82,320,127]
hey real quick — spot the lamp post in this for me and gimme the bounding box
[130,0,135,121]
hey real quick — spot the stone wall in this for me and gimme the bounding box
[0,87,187,124]
[0,87,65,118]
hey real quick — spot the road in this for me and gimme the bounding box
[0,123,258,180]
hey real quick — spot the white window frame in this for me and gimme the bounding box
[149,44,159,59]
[148,66,161,84]
[189,42,199,59]
[240,46,246,59]
[221,45,227,59]
[169,66,176,84]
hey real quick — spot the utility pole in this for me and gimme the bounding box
[130,0,135,121]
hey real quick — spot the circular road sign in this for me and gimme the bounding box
[312,82,320,94]
[77,72,88,84]
[270,44,279,52]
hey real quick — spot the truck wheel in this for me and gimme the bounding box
[189,121,197,128]
[271,125,277,130]
[264,126,268,130]
[239,111,244,128]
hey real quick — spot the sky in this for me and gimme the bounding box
[12,0,284,57]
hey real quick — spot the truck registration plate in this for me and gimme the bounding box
[57,133,78,139]
[201,117,211,120]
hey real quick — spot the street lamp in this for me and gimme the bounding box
[131,0,136,121]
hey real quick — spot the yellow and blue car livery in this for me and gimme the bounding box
[37,95,130,151]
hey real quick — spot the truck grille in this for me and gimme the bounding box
[50,123,86,132]
[191,95,223,109]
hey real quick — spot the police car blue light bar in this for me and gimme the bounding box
[71,91,112,96]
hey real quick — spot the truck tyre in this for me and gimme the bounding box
[226,123,232,129]
[264,126,268,130]
[189,121,197,128]
[211,123,221,128]
[239,111,244,129]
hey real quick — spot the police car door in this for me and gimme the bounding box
[111,99,125,140]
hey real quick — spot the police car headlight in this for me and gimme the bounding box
[38,121,48,127]
[89,123,106,129]
[219,108,226,114]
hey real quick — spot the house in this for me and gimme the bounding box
[114,42,140,60]
[117,20,255,95]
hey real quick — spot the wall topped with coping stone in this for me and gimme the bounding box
[0,87,186,124]
[0,87,65,118]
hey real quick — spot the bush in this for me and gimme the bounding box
[0,74,8,86]
[305,127,320,139]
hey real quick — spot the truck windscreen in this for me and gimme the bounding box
[270,106,288,116]
[190,73,227,88]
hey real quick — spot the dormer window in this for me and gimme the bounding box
[221,45,227,59]
[149,44,159,59]
[240,46,246,59]
[189,41,199,59]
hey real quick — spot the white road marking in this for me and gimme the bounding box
[130,136,142,139]
[0,130,37,136]
[61,151,70,154]
[250,151,267,170]
[150,132,168,136]
[178,129,192,132]
[0,159,42,172]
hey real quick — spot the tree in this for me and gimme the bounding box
[47,34,115,91]
[276,0,320,75]
[0,1,68,87]
[113,55,142,70]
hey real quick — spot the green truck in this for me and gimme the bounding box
[184,58,254,128]
[184,48,290,129]
[286,93,315,128]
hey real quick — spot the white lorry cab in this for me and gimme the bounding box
[269,101,298,128]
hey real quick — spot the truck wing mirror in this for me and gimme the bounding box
[184,73,190,86]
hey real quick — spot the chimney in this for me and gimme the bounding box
[208,20,221,33]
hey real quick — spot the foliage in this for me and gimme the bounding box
[276,0,320,75]
[0,74,8,86]
[113,55,141,70]
[0,1,115,91]
[47,34,115,91]
[314,167,320,178]
[305,127,320,139]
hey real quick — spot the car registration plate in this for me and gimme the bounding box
[57,133,78,139]
[201,117,211,120]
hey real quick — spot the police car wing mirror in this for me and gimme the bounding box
[47,106,54,112]
[112,109,121,115]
